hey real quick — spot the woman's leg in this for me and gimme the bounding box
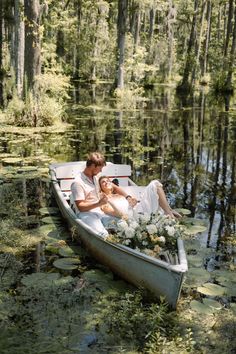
[135,180,181,218]
[156,184,179,217]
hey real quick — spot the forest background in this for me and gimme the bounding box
[1,0,236,125]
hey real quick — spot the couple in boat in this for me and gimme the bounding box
[71,152,180,237]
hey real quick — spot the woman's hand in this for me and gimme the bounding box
[126,196,138,207]
[100,203,110,213]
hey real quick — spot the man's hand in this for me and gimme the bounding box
[98,193,109,206]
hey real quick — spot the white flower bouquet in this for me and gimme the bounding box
[106,211,183,258]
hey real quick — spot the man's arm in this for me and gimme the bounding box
[71,181,109,212]
[75,195,108,212]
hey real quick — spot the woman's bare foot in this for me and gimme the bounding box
[172,210,182,218]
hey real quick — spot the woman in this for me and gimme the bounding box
[98,176,181,219]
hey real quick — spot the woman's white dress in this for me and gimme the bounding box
[109,180,164,217]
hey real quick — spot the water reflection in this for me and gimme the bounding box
[0,84,235,248]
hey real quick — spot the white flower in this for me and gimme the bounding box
[165,225,175,236]
[155,221,163,231]
[123,239,131,245]
[139,213,150,223]
[146,224,157,234]
[158,236,166,244]
[117,220,128,231]
[129,220,139,230]
[136,231,143,241]
[125,227,136,238]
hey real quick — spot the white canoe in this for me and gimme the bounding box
[49,161,188,308]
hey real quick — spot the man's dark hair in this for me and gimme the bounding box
[86,152,106,167]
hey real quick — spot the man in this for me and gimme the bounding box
[71,152,121,236]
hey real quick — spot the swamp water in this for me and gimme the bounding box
[0,85,235,353]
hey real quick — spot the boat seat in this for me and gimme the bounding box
[52,163,133,200]
[52,162,131,180]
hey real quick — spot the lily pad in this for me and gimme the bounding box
[21,272,60,287]
[187,254,203,267]
[224,284,236,297]
[41,216,62,225]
[181,217,208,226]
[45,244,61,254]
[17,166,38,173]
[190,300,214,315]
[230,303,236,314]
[214,270,236,284]
[202,298,223,310]
[38,167,49,175]
[45,237,67,245]
[174,208,191,215]
[54,275,74,286]
[35,224,58,236]
[44,229,68,244]
[59,246,80,258]
[184,224,208,235]
[197,283,226,296]
[82,269,113,282]
[2,157,23,166]
[39,207,60,216]
[53,257,81,270]
[0,153,20,159]
[185,267,211,286]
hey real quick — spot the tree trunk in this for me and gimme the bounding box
[0,0,4,106]
[130,4,141,81]
[15,0,24,98]
[202,0,212,77]
[149,7,155,40]
[73,0,82,79]
[217,3,222,45]
[192,0,207,83]
[225,1,236,90]
[133,5,140,52]
[167,0,176,81]
[177,0,199,92]
[116,0,128,89]
[224,0,234,57]
[24,0,41,93]
[56,29,65,58]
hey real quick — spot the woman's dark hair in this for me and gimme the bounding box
[86,152,106,167]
